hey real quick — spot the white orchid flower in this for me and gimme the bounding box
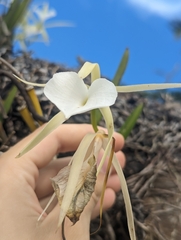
[16,62,136,239]
[33,3,56,22]
[44,71,117,119]
[14,2,73,50]
[16,62,117,157]
[16,61,181,240]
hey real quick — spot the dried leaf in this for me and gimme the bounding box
[51,156,97,224]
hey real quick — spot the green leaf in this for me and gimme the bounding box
[0,86,17,141]
[0,86,17,123]
[112,48,129,86]
[3,86,17,113]
[3,0,31,31]
[119,103,143,139]
[90,109,99,132]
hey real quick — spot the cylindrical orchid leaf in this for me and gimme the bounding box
[119,103,143,139]
[113,48,129,86]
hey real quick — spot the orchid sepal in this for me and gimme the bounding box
[78,62,100,82]
[112,155,136,240]
[116,83,181,93]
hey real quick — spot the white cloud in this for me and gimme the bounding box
[127,0,181,19]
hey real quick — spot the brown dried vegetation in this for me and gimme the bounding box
[0,52,181,239]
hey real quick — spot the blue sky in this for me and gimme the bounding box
[8,1,181,85]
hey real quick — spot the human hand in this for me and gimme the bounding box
[0,124,125,240]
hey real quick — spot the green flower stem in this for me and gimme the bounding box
[90,109,98,132]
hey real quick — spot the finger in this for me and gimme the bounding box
[35,157,71,199]
[21,124,124,169]
[43,172,106,228]
[91,188,116,219]
[36,149,125,199]
[36,149,125,200]
[9,124,124,157]
[39,174,120,220]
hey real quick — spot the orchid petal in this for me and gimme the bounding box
[33,3,56,22]
[44,74,117,118]
[69,79,117,116]
[116,83,181,92]
[44,72,88,119]
[88,79,117,106]
[16,112,66,157]
[45,21,74,28]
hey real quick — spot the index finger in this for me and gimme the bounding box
[11,124,124,169]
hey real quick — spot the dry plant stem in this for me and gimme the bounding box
[136,174,157,198]
[62,218,66,240]
[1,130,15,146]
[144,202,181,210]
[26,86,43,116]
[151,224,166,240]
[17,105,37,131]
[147,188,181,196]
[134,218,149,232]
[0,57,22,77]
[103,212,116,240]
[0,70,47,123]
[99,138,115,229]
